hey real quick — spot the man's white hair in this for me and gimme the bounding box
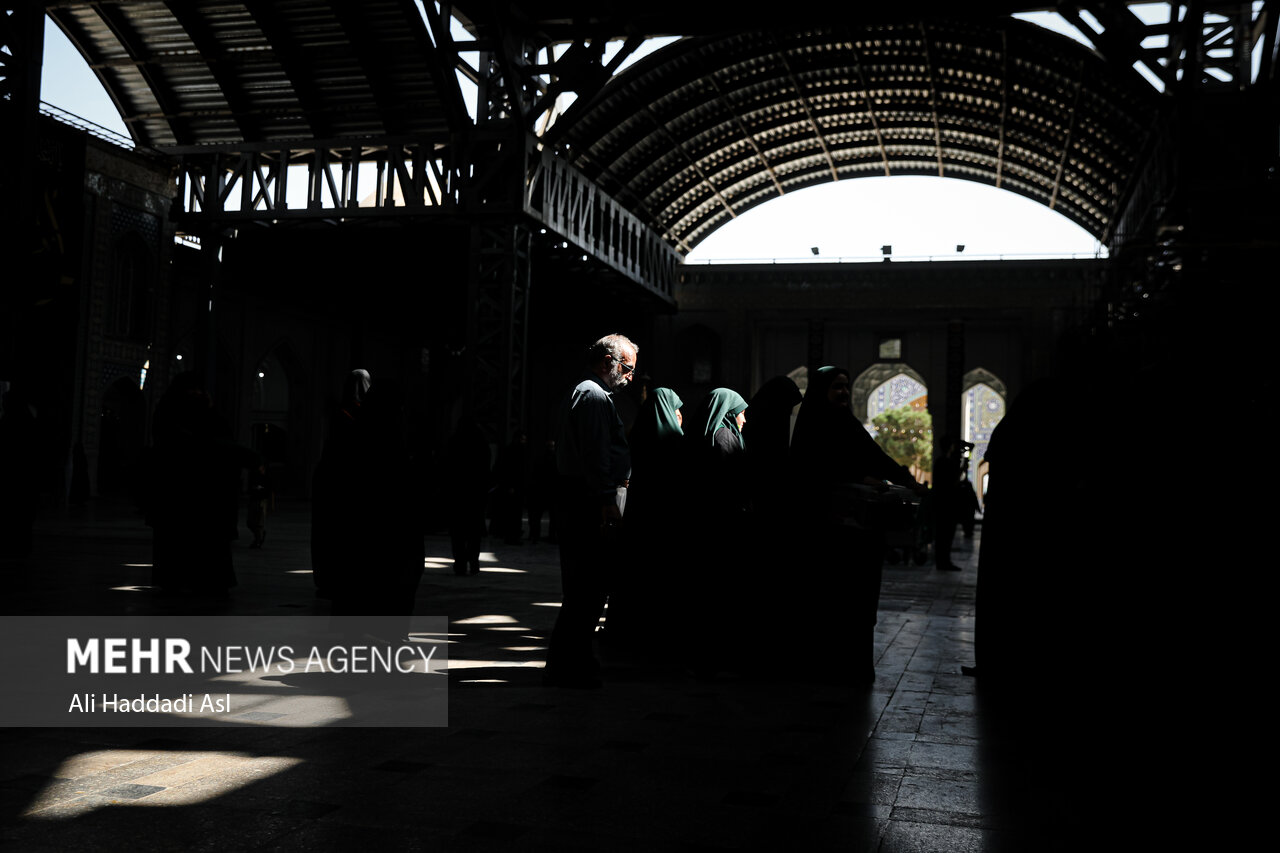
[587,334,637,365]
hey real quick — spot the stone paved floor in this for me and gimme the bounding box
[0,498,1134,851]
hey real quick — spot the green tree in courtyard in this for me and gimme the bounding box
[871,406,933,473]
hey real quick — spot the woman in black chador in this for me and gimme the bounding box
[684,387,750,675]
[311,370,424,616]
[789,366,925,683]
[311,369,371,599]
[605,386,684,651]
[444,416,492,576]
[147,373,258,596]
[491,429,528,545]
[743,375,802,520]
[740,375,803,638]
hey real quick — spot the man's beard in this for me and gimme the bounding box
[611,365,629,388]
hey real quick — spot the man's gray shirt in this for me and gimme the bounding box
[556,373,630,500]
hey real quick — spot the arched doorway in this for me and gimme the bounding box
[853,366,932,486]
[962,368,1007,508]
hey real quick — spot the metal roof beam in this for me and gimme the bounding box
[161,2,256,141]
[415,1,474,131]
[769,35,840,182]
[843,32,892,177]
[705,73,785,198]
[91,2,187,143]
[241,1,326,138]
[919,21,945,178]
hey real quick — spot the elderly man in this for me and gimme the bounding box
[544,334,637,688]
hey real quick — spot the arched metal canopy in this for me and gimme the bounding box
[44,0,463,148]
[550,20,1161,250]
[43,2,1161,249]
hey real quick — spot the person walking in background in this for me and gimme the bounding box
[492,429,528,545]
[527,438,558,544]
[958,467,981,540]
[445,416,492,576]
[311,369,372,600]
[246,462,272,549]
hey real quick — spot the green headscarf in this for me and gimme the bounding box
[647,387,684,441]
[694,387,748,448]
[630,387,684,468]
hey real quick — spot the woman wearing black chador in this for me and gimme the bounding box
[683,387,750,676]
[605,386,684,652]
[789,366,925,684]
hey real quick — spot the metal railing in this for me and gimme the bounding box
[39,101,137,151]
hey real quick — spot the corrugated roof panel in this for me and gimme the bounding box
[47,0,454,148]
[555,17,1156,249]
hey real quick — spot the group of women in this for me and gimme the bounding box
[608,366,925,683]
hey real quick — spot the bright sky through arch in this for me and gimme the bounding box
[682,177,1107,263]
[41,18,129,137]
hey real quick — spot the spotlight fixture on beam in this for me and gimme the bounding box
[881,244,892,262]
[810,246,820,256]
[956,244,965,253]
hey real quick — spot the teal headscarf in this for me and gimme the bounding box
[630,387,684,468]
[694,388,748,448]
[647,388,685,441]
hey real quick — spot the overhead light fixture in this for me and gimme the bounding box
[956,244,965,253]
[810,246,820,255]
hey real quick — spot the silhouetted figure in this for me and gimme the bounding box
[958,470,980,538]
[684,387,750,676]
[934,436,974,571]
[0,386,40,562]
[445,416,492,576]
[966,378,1083,684]
[790,366,925,683]
[744,376,802,518]
[606,386,684,651]
[354,380,426,618]
[246,463,272,548]
[492,429,528,545]
[527,438,557,543]
[546,334,637,688]
[312,371,424,620]
[311,369,372,600]
[146,373,257,596]
[742,376,803,647]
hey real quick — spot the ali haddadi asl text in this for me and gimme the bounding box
[67,693,231,714]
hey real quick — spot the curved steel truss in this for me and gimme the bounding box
[44,0,464,148]
[550,19,1161,251]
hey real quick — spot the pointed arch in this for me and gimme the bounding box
[851,363,928,424]
[962,367,1008,506]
